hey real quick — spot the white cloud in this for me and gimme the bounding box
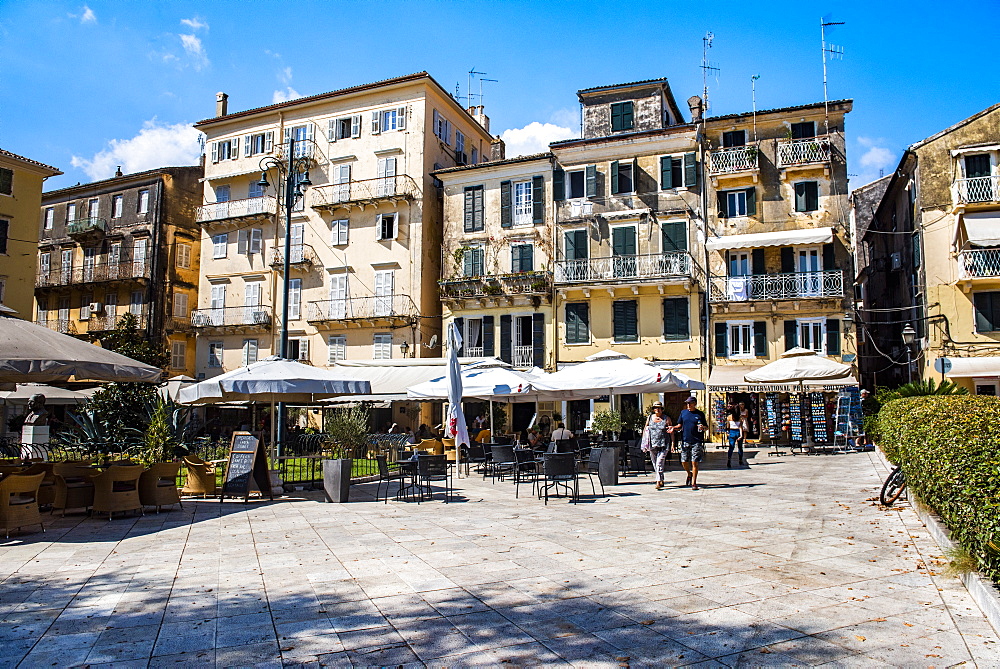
[70,119,202,180]
[500,122,575,157]
[280,66,293,85]
[69,5,96,23]
[180,17,208,31]
[855,136,897,184]
[272,87,302,104]
[179,33,208,70]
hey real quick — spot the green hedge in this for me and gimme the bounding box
[876,395,1000,581]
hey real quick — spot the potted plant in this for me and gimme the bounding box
[322,405,370,502]
[591,409,623,441]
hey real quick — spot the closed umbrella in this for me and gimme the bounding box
[444,323,471,473]
[0,316,161,384]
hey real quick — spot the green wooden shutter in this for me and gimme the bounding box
[823,243,835,270]
[753,321,767,356]
[474,248,484,276]
[499,315,512,362]
[974,293,998,332]
[482,315,495,356]
[610,160,620,195]
[553,168,565,201]
[806,182,819,211]
[752,249,766,275]
[746,187,756,215]
[500,180,512,228]
[454,317,465,356]
[780,247,794,273]
[662,220,687,252]
[611,103,623,132]
[612,226,636,256]
[511,245,521,272]
[566,303,589,344]
[473,186,484,230]
[463,249,473,277]
[826,319,841,355]
[463,188,475,232]
[660,156,673,189]
[784,320,798,350]
[523,244,534,271]
[614,301,638,342]
[532,313,545,368]
[684,152,697,187]
[585,165,597,197]
[794,183,807,212]
[663,297,689,340]
[622,101,634,130]
[532,175,544,224]
[714,322,728,357]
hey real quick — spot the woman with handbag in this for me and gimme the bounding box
[642,401,674,490]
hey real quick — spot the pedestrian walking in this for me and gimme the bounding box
[677,396,708,490]
[642,401,674,490]
[726,403,743,468]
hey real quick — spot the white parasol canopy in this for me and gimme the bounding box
[532,350,705,398]
[743,347,852,384]
[0,383,97,405]
[407,364,547,401]
[0,316,162,384]
[177,357,371,405]
[158,375,197,402]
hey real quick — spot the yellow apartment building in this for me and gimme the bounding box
[190,72,494,380]
[0,149,61,318]
[36,167,202,376]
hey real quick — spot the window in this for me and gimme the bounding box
[464,318,484,355]
[176,242,192,269]
[471,147,478,165]
[44,208,54,230]
[463,186,484,232]
[610,160,634,194]
[568,170,586,199]
[455,131,466,163]
[513,181,533,226]
[0,219,7,254]
[798,319,826,354]
[242,339,259,366]
[288,337,310,362]
[112,195,123,218]
[374,270,394,317]
[285,124,313,158]
[661,220,688,252]
[137,189,149,213]
[87,198,99,218]
[965,153,991,178]
[215,185,231,203]
[171,341,186,369]
[39,252,50,277]
[60,249,73,281]
[244,131,274,156]
[328,273,348,319]
[433,110,452,145]
[722,130,747,147]
[37,297,47,323]
[173,291,189,318]
[331,219,349,246]
[376,213,397,241]
[729,250,751,276]
[130,290,144,316]
[511,243,534,273]
[462,246,484,277]
[610,101,634,132]
[613,300,638,343]
[974,292,1000,332]
[209,342,224,368]
[565,303,590,344]
[662,298,690,340]
[212,233,228,259]
[660,156,683,190]
[719,188,756,218]
[565,229,588,260]
[212,139,238,162]
[83,247,97,281]
[0,167,12,195]
[373,333,392,359]
[237,228,262,255]
[794,182,819,212]
[790,122,815,139]
[728,322,754,357]
[288,278,301,320]
[80,293,92,320]
[328,335,347,364]
[248,180,264,199]
[132,238,148,272]
[67,202,77,221]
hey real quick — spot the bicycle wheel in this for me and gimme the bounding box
[880,466,906,506]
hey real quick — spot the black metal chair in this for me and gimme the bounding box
[578,448,605,497]
[465,444,487,476]
[416,454,451,503]
[374,454,406,504]
[487,444,516,482]
[554,439,576,454]
[539,453,578,504]
[513,448,540,498]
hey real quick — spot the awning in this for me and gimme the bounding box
[705,226,834,252]
[944,356,1000,378]
[963,212,1000,248]
[707,365,857,392]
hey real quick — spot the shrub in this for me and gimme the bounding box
[876,395,1000,582]
[323,405,371,459]
[591,410,622,437]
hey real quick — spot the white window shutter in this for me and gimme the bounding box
[237,229,248,255]
[265,131,274,153]
[289,279,301,320]
[328,119,336,142]
[376,213,384,240]
[385,157,397,177]
[371,111,381,134]
[306,123,315,143]
[244,135,251,156]
[250,228,262,254]
[397,106,406,130]
[341,219,349,245]
[351,115,361,138]
[390,213,398,239]
[299,338,309,361]
[231,138,239,159]
[211,141,218,163]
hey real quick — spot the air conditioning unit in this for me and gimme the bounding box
[89,302,103,314]
[890,252,902,271]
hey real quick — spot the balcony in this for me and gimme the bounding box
[34,319,76,335]
[87,314,148,332]
[66,217,108,240]
[276,139,317,162]
[708,146,759,175]
[708,270,845,302]
[36,260,152,289]
[777,137,832,168]
[269,244,317,271]
[307,294,418,328]
[955,176,1000,205]
[190,306,272,329]
[959,248,1000,279]
[554,252,691,284]
[310,175,419,211]
[439,271,553,302]
[512,345,533,368]
[196,196,278,225]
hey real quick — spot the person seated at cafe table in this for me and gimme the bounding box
[550,422,573,441]
[525,428,542,448]
[475,426,492,443]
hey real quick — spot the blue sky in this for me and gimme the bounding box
[2,0,998,192]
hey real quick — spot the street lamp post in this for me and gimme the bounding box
[257,137,312,457]
[901,323,916,385]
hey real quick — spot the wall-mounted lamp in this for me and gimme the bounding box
[400,340,410,358]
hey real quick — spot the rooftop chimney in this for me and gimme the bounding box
[687,96,704,123]
[467,105,490,133]
[114,166,123,177]
[216,92,229,117]
[490,137,505,162]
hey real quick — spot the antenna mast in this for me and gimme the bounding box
[701,32,720,114]
[751,75,760,142]
[821,17,845,134]
[468,67,487,108]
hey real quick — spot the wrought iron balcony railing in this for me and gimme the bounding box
[439,272,553,300]
[554,252,691,284]
[190,306,272,328]
[36,260,152,288]
[777,137,832,167]
[955,176,1000,205]
[66,217,108,237]
[307,294,418,323]
[269,244,317,270]
[34,319,75,334]
[959,248,1000,278]
[87,314,148,332]
[196,196,278,224]
[708,146,759,174]
[465,346,485,357]
[310,175,420,209]
[276,139,317,162]
[708,270,845,302]
[512,345,533,368]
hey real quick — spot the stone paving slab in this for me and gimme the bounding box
[2,449,999,667]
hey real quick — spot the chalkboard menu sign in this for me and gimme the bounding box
[220,432,273,502]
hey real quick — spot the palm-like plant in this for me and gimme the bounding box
[895,379,969,398]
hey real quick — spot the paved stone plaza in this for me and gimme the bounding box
[2,449,998,667]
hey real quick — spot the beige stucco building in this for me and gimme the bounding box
[0,149,61,318]
[191,72,494,380]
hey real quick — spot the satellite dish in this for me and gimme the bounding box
[424,334,439,349]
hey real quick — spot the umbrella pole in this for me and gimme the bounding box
[270,400,276,462]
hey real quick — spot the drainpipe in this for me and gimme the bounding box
[148,177,165,348]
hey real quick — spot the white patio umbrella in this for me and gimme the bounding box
[743,347,852,384]
[444,323,471,473]
[159,375,197,402]
[532,350,705,399]
[0,315,162,384]
[407,365,545,401]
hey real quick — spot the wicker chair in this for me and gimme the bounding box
[182,455,217,497]
[418,439,444,456]
[91,464,144,519]
[0,473,46,538]
[139,462,182,513]
[18,463,56,507]
[51,463,97,516]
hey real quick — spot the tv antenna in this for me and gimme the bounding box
[821,17,845,134]
[478,77,499,109]
[468,67,487,107]
[751,75,760,142]
[454,82,467,105]
[701,32,720,115]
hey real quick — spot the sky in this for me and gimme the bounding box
[2,0,998,192]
